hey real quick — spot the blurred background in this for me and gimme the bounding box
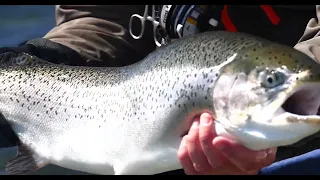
[0,5,55,47]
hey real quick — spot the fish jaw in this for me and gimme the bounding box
[215,81,320,151]
[215,114,320,151]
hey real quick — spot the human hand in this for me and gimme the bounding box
[177,112,277,175]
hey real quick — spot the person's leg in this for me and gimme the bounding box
[44,5,156,67]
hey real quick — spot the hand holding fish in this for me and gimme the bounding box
[178,113,277,175]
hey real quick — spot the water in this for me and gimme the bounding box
[0,5,89,175]
[0,5,55,47]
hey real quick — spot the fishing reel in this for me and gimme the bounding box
[158,5,219,41]
[129,5,221,47]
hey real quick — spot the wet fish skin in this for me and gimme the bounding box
[213,36,320,150]
[0,31,319,175]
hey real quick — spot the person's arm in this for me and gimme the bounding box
[4,5,155,67]
[1,5,156,67]
[42,5,156,67]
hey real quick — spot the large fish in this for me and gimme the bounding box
[0,31,319,175]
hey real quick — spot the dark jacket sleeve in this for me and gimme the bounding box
[42,5,156,67]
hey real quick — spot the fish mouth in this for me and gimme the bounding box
[278,83,320,124]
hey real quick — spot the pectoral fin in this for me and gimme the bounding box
[5,145,49,175]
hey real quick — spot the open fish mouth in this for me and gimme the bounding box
[213,82,320,151]
[280,83,320,124]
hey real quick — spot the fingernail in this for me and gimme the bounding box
[200,114,212,126]
[215,143,226,151]
[191,121,199,129]
[256,151,268,160]
[267,147,277,155]
[181,137,187,147]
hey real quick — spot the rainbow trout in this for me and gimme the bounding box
[0,31,320,175]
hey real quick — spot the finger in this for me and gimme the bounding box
[213,136,272,173]
[178,136,198,175]
[207,145,246,175]
[198,113,218,168]
[186,119,212,173]
[244,147,277,175]
[243,148,277,175]
[259,147,277,168]
[198,114,247,175]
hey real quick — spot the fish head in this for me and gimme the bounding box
[212,43,320,150]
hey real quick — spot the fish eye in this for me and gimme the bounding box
[260,70,285,88]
